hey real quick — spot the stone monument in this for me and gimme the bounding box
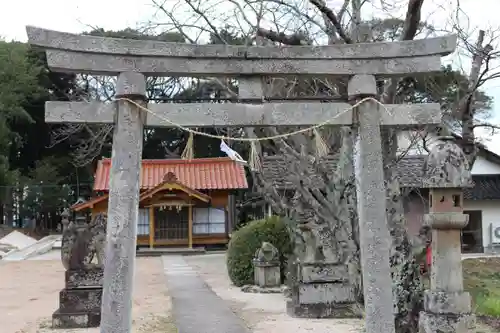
[52,212,107,328]
[286,214,360,318]
[253,241,281,288]
[418,134,476,333]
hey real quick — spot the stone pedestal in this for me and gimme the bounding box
[286,261,360,318]
[418,227,476,332]
[253,260,280,288]
[419,290,475,333]
[52,267,103,328]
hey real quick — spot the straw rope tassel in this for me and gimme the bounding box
[248,141,262,172]
[313,128,329,157]
[181,132,194,159]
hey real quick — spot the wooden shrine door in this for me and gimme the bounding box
[154,206,189,243]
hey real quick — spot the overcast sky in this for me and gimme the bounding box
[2,0,500,153]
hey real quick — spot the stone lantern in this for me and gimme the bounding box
[60,208,70,231]
[418,134,475,333]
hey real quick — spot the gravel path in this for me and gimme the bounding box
[0,257,176,333]
[184,253,364,333]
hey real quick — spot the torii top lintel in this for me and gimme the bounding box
[25,26,457,77]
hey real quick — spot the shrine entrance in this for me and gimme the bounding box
[154,205,190,243]
[27,25,457,332]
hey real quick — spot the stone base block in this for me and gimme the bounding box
[424,290,472,314]
[287,282,360,319]
[300,262,348,283]
[52,309,101,328]
[419,311,475,333]
[241,284,286,294]
[65,267,103,288]
[286,299,362,319]
[254,263,281,288]
[297,282,355,304]
[59,287,103,312]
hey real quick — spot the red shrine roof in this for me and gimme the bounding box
[92,157,248,191]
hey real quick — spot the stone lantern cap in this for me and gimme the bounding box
[422,135,473,189]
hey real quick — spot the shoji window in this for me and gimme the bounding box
[192,207,226,234]
[137,209,150,235]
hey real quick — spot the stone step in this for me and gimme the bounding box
[52,309,101,328]
[59,287,102,312]
[65,268,103,288]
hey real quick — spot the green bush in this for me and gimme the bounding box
[226,215,292,287]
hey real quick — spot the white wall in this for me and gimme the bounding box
[463,200,500,250]
[471,157,500,174]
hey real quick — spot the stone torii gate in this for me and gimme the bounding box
[26,26,456,333]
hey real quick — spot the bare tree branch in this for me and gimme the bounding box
[309,0,353,43]
[256,27,306,45]
[381,0,425,104]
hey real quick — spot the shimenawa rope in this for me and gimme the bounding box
[115,97,390,170]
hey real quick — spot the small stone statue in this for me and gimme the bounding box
[254,241,279,263]
[252,241,281,289]
[61,213,107,270]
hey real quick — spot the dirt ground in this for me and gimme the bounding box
[0,257,176,333]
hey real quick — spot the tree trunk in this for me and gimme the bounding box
[5,188,14,226]
[459,30,493,166]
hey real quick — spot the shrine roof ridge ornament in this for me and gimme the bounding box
[26,26,457,77]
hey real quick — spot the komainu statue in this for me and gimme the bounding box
[61,213,107,270]
[53,211,106,328]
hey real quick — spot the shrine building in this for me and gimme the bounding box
[71,157,248,248]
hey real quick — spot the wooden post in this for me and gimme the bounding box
[188,205,193,249]
[100,72,146,333]
[149,206,154,249]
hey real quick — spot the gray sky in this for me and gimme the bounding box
[3,0,500,153]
